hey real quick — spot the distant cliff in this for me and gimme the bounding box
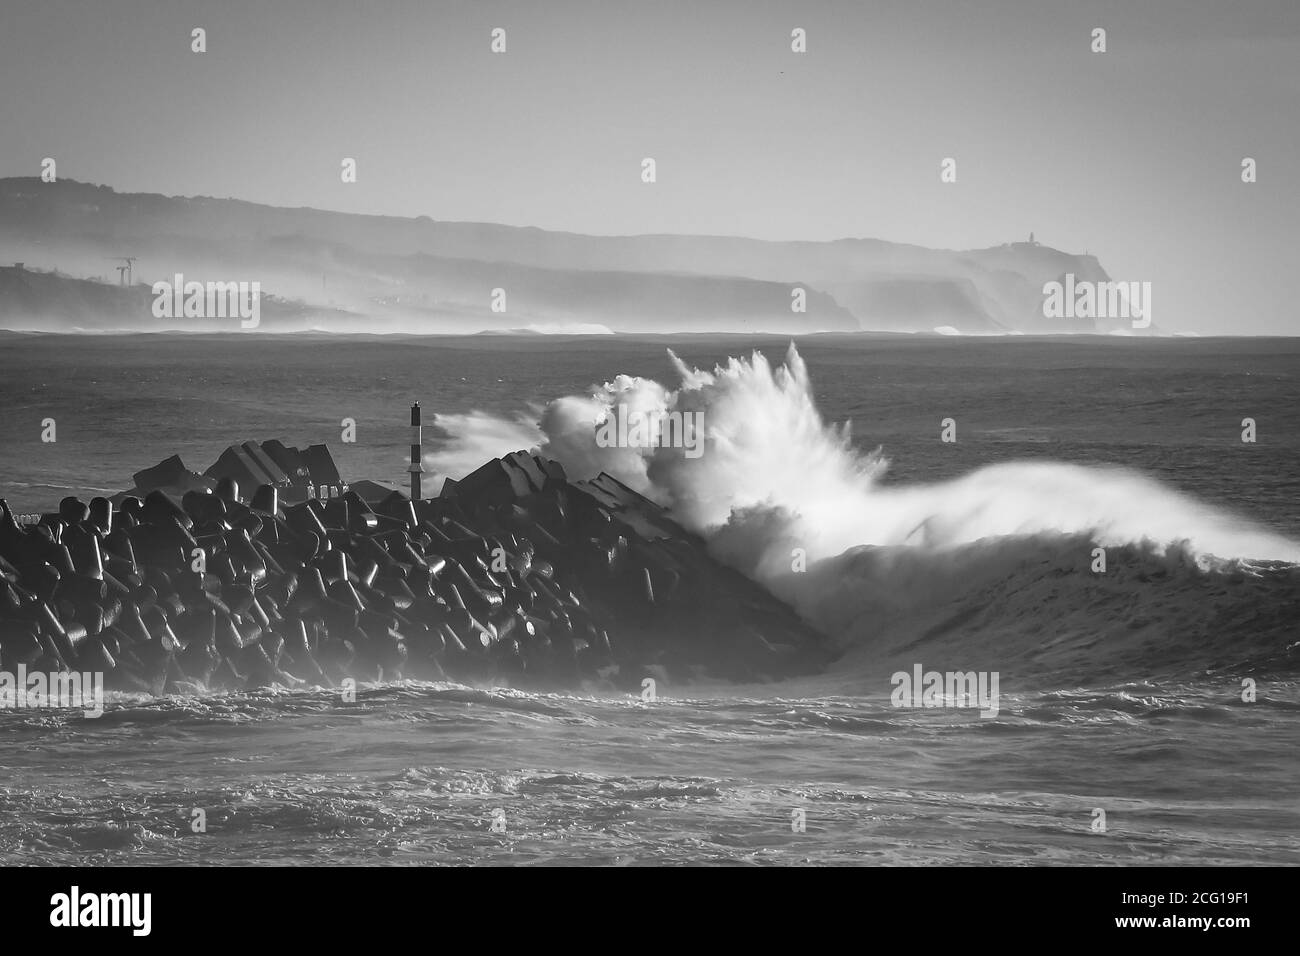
[0,178,1123,334]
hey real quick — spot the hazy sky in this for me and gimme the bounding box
[1,0,1297,333]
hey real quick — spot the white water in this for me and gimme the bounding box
[428,343,1300,576]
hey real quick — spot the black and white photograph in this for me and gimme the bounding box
[0,0,1294,924]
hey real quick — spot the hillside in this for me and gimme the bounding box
[0,178,1124,334]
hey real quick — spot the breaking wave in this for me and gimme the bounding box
[428,344,1300,680]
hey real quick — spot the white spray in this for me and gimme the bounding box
[427,344,1300,582]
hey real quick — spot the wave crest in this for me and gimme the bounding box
[427,345,1300,677]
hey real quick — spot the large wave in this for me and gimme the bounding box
[428,345,1300,682]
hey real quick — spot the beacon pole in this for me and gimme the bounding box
[409,402,425,501]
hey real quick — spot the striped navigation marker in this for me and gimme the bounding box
[409,402,425,500]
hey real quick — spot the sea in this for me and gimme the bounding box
[0,331,1297,866]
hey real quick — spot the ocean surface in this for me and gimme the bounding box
[1,331,1298,866]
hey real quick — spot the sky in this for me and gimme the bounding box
[0,0,1297,334]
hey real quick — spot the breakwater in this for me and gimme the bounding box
[0,438,831,696]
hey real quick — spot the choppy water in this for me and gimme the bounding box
[1,332,1298,865]
[3,682,1296,865]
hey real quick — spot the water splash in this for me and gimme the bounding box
[428,343,1300,567]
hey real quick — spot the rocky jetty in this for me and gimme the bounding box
[0,441,832,695]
